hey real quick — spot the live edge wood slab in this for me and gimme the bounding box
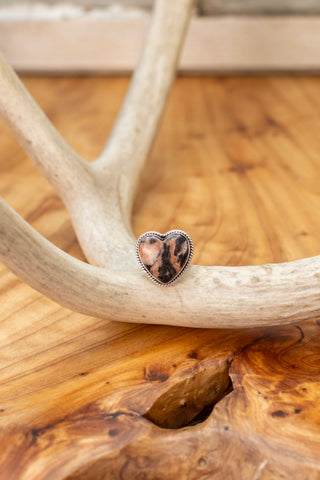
[0,76,319,479]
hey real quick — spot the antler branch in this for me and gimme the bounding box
[0,0,195,269]
[1,197,319,328]
[0,50,87,196]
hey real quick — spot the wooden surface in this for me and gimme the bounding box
[0,75,319,479]
[199,0,320,15]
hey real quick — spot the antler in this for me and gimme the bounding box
[0,0,193,269]
[0,0,320,329]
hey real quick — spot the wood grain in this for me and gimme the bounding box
[0,75,319,479]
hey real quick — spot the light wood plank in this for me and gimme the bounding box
[2,15,320,72]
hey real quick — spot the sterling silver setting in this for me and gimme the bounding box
[136,229,193,286]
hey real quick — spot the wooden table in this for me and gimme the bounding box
[0,76,319,479]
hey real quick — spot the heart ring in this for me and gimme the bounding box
[136,230,193,286]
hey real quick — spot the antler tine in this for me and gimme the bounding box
[93,0,195,216]
[0,50,89,198]
[76,0,195,268]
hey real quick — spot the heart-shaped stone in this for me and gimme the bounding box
[136,230,193,286]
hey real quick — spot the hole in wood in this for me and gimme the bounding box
[143,363,233,429]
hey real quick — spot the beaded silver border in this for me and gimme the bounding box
[136,229,194,286]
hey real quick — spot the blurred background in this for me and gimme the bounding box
[1,0,320,73]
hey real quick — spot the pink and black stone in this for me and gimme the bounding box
[136,230,193,286]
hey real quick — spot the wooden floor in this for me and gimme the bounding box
[0,76,319,479]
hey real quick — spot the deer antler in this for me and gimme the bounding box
[0,0,193,269]
[0,0,320,329]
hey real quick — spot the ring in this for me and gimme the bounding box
[136,230,193,286]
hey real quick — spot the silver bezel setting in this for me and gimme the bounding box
[136,229,194,286]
